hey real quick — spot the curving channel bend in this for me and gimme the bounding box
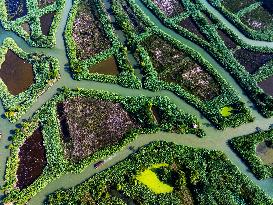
[0,0,272,204]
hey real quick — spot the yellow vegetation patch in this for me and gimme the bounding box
[136,163,173,194]
[220,106,234,117]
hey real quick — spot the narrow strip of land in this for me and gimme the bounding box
[0,0,273,204]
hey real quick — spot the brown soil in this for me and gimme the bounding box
[143,36,186,73]
[40,12,55,35]
[258,76,273,96]
[22,22,30,34]
[57,97,140,162]
[256,141,273,166]
[177,186,194,205]
[0,50,34,95]
[16,128,47,189]
[89,57,119,75]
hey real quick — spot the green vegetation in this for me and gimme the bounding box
[113,0,253,129]
[64,0,141,88]
[230,128,273,179]
[0,38,60,122]
[208,0,273,41]
[47,141,273,205]
[1,0,273,204]
[2,88,203,204]
[0,0,65,47]
[140,0,273,118]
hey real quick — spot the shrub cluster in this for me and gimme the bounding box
[230,128,273,179]
[139,0,273,118]
[46,141,273,205]
[2,87,204,204]
[0,0,65,47]
[64,0,141,89]
[114,0,253,129]
[0,38,60,122]
[207,0,273,41]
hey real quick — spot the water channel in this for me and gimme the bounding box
[0,0,272,204]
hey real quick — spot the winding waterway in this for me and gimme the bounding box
[0,0,273,204]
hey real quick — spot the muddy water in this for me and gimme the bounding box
[22,22,31,34]
[89,57,119,75]
[256,141,273,166]
[0,50,34,95]
[0,0,273,204]
[40,12,55,35]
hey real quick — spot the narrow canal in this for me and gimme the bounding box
[0,0,272,204]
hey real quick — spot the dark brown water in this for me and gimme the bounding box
[234,49,273,74]
[89,57,119,75]
[258,76,273,96]
[0,50,34,95]
[179,17,207,41]
[151,106,160,123]
[40,12,55,35]
[16,128,47,189]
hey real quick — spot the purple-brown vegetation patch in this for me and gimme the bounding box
[143,36,221,100]
[217,29,237,49]
[222,0,256,13]
[234,49,273,73]
[179,17,206,41]
[152,0,184,17]
[16,128,47,189]
[241,5,273,30]
[0,50,34,95]
[57,97,140,162]
[40,12,55,35]
[72,0,111,60]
